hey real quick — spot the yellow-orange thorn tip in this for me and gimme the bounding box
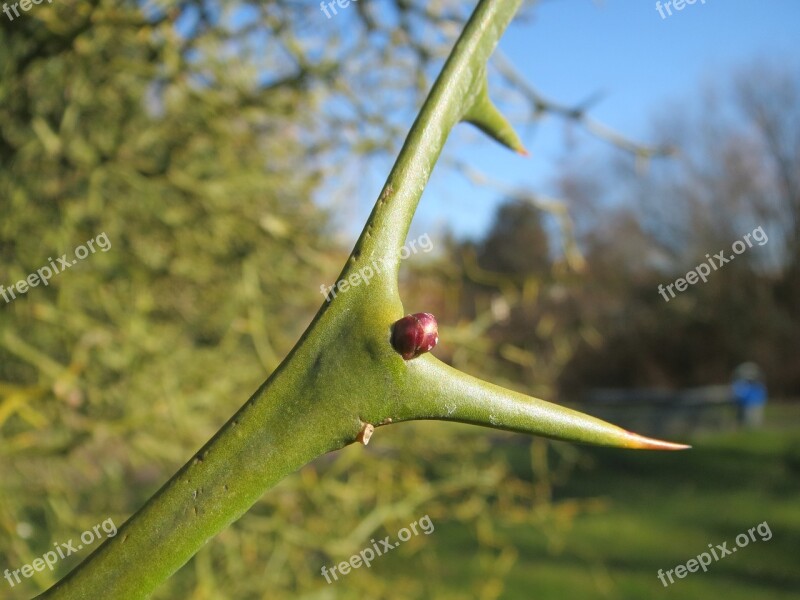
[624,430,691,451]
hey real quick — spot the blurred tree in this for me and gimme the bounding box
[478,198,551,278]
[553,61,800,398]
[0,1,334,596]
[411,197,590,404]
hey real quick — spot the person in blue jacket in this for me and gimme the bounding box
[732,362,767,428]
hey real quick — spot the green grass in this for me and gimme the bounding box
[414,405,800,599]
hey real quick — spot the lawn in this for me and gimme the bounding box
[398,404,800,599]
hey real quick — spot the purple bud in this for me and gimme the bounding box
[391,313,439,360]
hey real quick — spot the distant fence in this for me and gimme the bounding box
[578,386,737,437]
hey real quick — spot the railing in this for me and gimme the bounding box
[581,386,736,437]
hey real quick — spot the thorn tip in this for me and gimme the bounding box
[624,430,691,450]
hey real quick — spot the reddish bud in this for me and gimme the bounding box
[391,313,439,360]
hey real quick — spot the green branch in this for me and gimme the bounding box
[38,1,686,598]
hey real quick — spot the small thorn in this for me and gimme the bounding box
[517,147,530,157]
[624,430,691,451]
[357,423,375,445]
[463,76,526,156]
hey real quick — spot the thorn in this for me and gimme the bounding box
[623,430,691,451]
[357,423,375,445]
[463,76,526,156]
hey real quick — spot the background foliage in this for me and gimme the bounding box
[1,1,798,599]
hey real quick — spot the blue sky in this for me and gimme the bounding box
[335,0,800,244]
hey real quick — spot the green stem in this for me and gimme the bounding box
[38,374,332,599]
[346,0,524,282]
